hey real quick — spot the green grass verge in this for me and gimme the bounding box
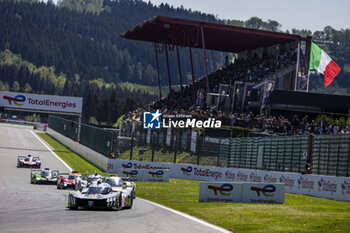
[37,133,113,176]
[37,132,350,233]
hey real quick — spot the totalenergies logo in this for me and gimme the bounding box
[250,185,276,197]
[181,166,192,176]
[122,162,132,169]
[208,184,233,196]
[123,170,138,178]
[3,95,26,106]
[149,170,164,178]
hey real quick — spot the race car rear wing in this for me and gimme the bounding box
[31,169,59,174]
[31,169,42,174]
[58,173,70,178]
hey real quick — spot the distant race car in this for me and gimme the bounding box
[57,170,82,189]
[105,176,136,199]
[75,171,104,191]
[67,181,133,210]
[17,155,41,168]
[31,168,59,184]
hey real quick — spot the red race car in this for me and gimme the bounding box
[57,171,82,189]
[17,155,41,168]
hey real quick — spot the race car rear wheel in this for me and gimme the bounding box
[125,196,133,209]
[118,196,122,211]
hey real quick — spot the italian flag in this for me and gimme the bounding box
[309,42,341,87]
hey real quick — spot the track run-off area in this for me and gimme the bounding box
[0,124,229,233]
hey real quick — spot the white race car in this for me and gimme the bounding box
[67,181,133,210]
[104,176,136,200]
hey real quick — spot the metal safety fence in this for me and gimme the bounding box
[48,116,350,177]
[119,121,350,177]
[48,115,113,156]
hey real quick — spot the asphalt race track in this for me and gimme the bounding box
[0,125,228,233]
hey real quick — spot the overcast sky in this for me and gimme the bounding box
[144,0,350,32]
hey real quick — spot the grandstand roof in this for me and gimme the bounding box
[121,16,306,53]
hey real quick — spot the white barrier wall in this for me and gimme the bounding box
[107,159,350,202]
[47,128,108,172]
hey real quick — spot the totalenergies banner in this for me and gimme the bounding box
[0,91,83,114]
[107,159,350,202]
[199,182,285,203]
[199,182,242,203]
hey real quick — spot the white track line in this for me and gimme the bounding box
[139,198,231,233]
[29,130,73,172]
[30,130,230,233]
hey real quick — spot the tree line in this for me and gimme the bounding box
[0,0,349,126]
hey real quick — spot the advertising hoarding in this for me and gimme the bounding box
[0,91,83,114]
[107,159,350,202]
[143,169,170,182]
[199,182,242,203]
[118,169,144,182]
[241,183,285,203]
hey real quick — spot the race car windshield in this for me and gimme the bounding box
[87,176,101,182]
[68,175,77,179]
[105,179,123,187]
[88,187,110,194]
[41,170,53,177]
[25,158,31,161]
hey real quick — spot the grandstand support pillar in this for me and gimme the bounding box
[200,25,210,94]
[294,41,301,91]
[77,114,81,143]
[154,43,162,99]
[188,45,195,85]
[165,44,172,95]
[176,45,183,92]
[188,45,196,100]
[305,36,312,92]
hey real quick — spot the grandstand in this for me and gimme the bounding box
[121,16,306,111]
[121,16,350,127]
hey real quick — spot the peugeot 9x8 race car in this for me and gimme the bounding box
[67,181,133,210]
[57,171,82,189]
[31,168,59,184]
[17,155,41,168]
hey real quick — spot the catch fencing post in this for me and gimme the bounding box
[173,131,178,164]
[217,138,221,167]
[77,114,81,143]
[129,133,134,161]
[307,133,313,173]
[151,132,155,162]
[346,136,350,177]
